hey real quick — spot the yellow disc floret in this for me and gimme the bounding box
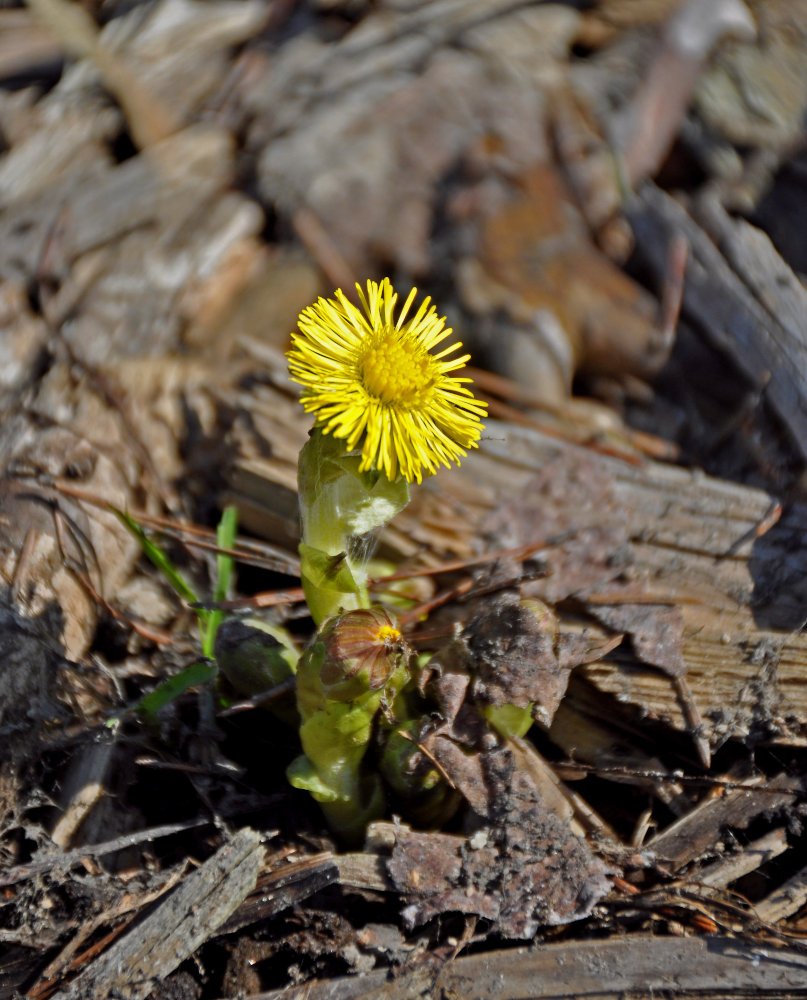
[287,278,487,484]
[374,623,403,644]
[361,331,436,406]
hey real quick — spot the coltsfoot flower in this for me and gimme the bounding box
[287,278,487,484]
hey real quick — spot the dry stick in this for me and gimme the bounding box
[50,479,300,575]
[10,524,39,603]
[659,232,688,343]
[393,728,457,789]
[50,498,102,593]
[67,565,173,645]
[200,586,307,612]
[32,866,188,1000]
[467,366,679,461]
[233,934,807,998]
[370,538,554,584]
[50,738,117,850]
[0,820,213,887]
[398,577,475,628]
[619,0,755,185]
[131,511,300,574]
[481,393,646,466]
[293,206,359,295]
[582,588,705,606]
[207,540,559,613]
[395,537,573,627]
[31,919,135,1000]
[673,672,711,769]
[551,761,801,797]
[50,500,174,644]
[218,676,297,716]
[722,498,783,558]
[51,492,170,641]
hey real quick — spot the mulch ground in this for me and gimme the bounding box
[4,1,807,997]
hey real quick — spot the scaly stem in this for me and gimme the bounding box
[297,430,409,624]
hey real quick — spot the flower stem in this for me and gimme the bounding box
[297,430,409,624]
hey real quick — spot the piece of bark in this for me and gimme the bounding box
[463,595,572,727]
[0,9,63,81]
[584,601,710,766]
[548,674,693,816]
[53,827,264,1000]
[50,735,117,848]
[627,182,807,464]
[468,163,672,394]
[468,441,710,758]
[756,864,807,924]
[251,1,578,275]
[29,0,265,148]
[478,448,630,604]
[49,129,261,365]
[508,735,618,842]
[612,0,756,184]
[0,363,141,661]
[695,189,807,357]
[0,280,50,408]
[642,773,798,872]
[0,0,266,365]
[0,97,118,220]
[219,853,340,935]
[0,595,68,759]
[334,851,391,894]
[387,745,612,938]
[693,0,807,153]
[474,422,807,748]
[251,933,807,999]
[698,828,789,888]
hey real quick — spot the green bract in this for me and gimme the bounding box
[287,608,411,843]
[297,429,410,625]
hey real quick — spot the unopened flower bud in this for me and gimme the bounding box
[311,607,409,703]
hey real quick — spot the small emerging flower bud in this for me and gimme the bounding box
[314,607,409,702]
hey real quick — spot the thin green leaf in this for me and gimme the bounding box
[201,505,238,657]
[136,659,217,721]
[214,506,238,602]
[112,507,200,606]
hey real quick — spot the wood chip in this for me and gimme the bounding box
[53,827,265,1000]
[627,182,807,463]
[757,864,807,924]
[699,828,789,888]
[642,774,798,872]
[251,933,807,999]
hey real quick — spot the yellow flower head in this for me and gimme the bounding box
[287,278,487,484]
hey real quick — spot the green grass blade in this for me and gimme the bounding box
[112,507,200,606]
[136,659,218,721]
[201,505,238,657]
[214,506,238,602]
